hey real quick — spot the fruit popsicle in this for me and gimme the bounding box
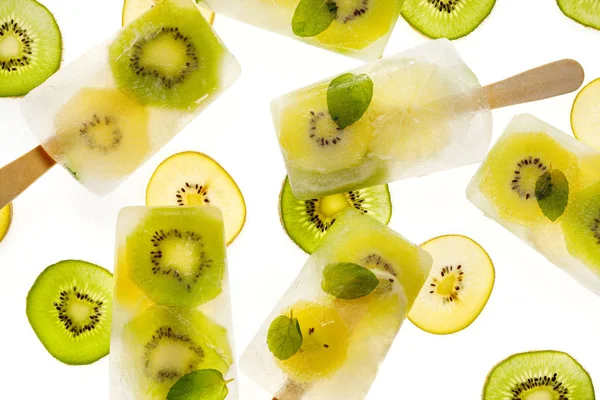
[110,206,237,399]
[205,0,402,60]
[0,0,240,207]
[274,39,584,200]
[240,208,432,400]
[467,114,600,296]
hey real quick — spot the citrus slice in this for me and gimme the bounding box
[122,0,215,26]
[408,235,495,335]
[146,151,246,245]
[571,78,600,152]
[0,203,13,243]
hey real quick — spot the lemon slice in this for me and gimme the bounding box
[408,235,494,335]
[146,152,246,245]
[571,78,600,152]
[122,0,215,26]
[0,203,13,243]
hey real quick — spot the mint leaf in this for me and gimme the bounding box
[267,313,303,360]
[322,262,379,300]
[535,169,569,222]
[327,73,373,130]
[292,0,337,37]
[167,369,231,400]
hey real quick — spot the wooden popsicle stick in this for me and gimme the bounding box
[483,59,584,109]
[0,145,56,209]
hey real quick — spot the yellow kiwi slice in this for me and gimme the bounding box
[408,235,495,335]
[479,132,579,225]
[277,83,374,174]
[0,203,12,243]
[54,88,149,181]
[146,152,246,245]
[571,78,600,152]
[122,0,215,26]
[277,301,350,382]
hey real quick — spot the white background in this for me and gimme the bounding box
[1,0,599,398]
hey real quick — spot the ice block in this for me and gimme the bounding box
[467,114,600,296]
[0,0,240,207]
[273,39,585,199]
[205,0,402,60]
[110,206,237,399]
[240,208,432,400]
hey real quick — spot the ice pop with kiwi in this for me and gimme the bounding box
[110,206,237,399]
[274,39,585,199]
[240,208,432,400]
[0,0,240,207]
[467,114,600,296]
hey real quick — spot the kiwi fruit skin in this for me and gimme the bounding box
[0,0,62,97]
[109,0,225,110]
[279,176,391,254]
[26,260,113,365]
[401,0,496,40]
[557,0,600,30]
[483,350,595,400]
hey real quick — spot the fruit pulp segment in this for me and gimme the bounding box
[467,114,600,297]
[240,208,432,399]
[110,206,237,400]
[274,39,491,200]
[21,0,240,196]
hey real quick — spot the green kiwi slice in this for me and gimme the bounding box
[127,207,226,307]
[558,0,600,30]
[401,0,496,40]
[26,260,113,365]
[279,176,391,254]
[483,350,595,399]
[109,0,224,110]
[124,306,232,399]
[0,0,62,97]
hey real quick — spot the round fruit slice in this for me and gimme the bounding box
[54,87,149,181]
[110,0,224,110]
[408,235,494,335]
[571,78,600,152]
[0,203,13,243]
[127,207,226,307]
[401,0,496,40]
[562,181,600,274]
[0,0,62,97]
[278,301,350,382]
[279,176,391,254]
[479,132,580,225]
[124,306,232,399]
[146,152,246,245]
[277,83,374,174]
[122,0,215,26]
[483,351,595,400]
[558,0,600,30]
[26,260,113,365]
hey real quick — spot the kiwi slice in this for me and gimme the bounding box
[571,78,600,152]
[558,0,600,30]
[126,207,226,307]
[0,203,13,243]
[279,176,391,254]
[146,151,246,245]
[479,132,580,225]
[401,0,496,40]
[26,260,113,365]
[122,0,215,27]
[408,235,495,335]
[53,87,149,182]
[124,306,232,398]
[0,0,62,97]
[110,0,224,110]
[483,351,595,399]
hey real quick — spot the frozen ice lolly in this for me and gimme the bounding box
[110,206,237,399]
[0,0,240,207]
[468,115,600,296]
[205,0,402,60]
[274,39,584,199]
[240,208,432,400]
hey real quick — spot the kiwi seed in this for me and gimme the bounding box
[79,114,122,153]
[54,286,106,338]
[176,182,211,205]
[511,157,548,200]
[363,253,396,276]
[0,19,34,72]
[309,111,342,147]
[427,264,463,304]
